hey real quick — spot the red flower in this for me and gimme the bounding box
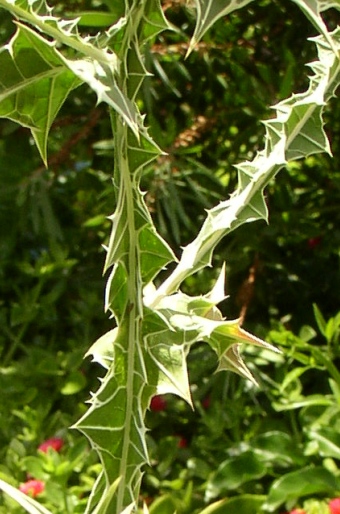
[308,236,322,249]
[19,480,45,497]
[329,498,340,514]
[202,396,211,409]
[177,437,188,448]
[150,395,167,412]
[38,437,64,453]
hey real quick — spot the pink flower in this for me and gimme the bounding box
[329,498,340,514]
[19,480,45,497]
[38,437,64,453]
[150,395,167,412]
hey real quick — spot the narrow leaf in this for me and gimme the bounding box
[313,303,327,336]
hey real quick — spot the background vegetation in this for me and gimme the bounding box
[0,1,339,513]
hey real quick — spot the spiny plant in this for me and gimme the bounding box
[0,0,339,513]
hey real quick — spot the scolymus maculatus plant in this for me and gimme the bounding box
[0,0,339,513]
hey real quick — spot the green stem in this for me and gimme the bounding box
[2,280,44,365]
[114,114,143,512]
[312,347,340,387]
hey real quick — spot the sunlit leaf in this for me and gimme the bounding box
[149,27,340,305]
[0,25,81,164]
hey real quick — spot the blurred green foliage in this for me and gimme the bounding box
[0,0,339,512]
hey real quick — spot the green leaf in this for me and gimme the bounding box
[142,308,192,405]
[205,451,267,500]
[145,276,279,388]
[139,0,172,44]
[0,24,81,164]
[85,328,116,369]
[251,431,305,466]
[73,322,151,514]
[0,0,137,141]
[308,427,340,459]
[198,495,265,514]
[187,0,255,56]
[148,494,178,514]
[139,225,177,285]
[127,41,150,101]
[60,370,86,395]
[209,321,280,383]
[73,11,121,28]
[273,394,334,412]
[263,466,340,511]
[105,263,129,322]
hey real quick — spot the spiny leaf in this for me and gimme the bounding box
[187,0,254,57]
[127,41,150,101]
[73,322,151,514]
[146,270,279,389]
[291,0,340,54]
[209,322,280,383]
[104,223,176,322]
[139,0,172,44]
[85,328,116,369]
[127,129,164,176]
[149,26,340,305]
[139,224,177,284]
[63,58,141,139]
[142,308,192,404]
[0,0,141,143]
[105,263,129,322]
[0,24,81,164]
[104,197,176,281]
[75,4,176,510]
[0,0,133,161]
[0,0,119,66]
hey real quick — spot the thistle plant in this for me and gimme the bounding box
[0,1,339,513]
